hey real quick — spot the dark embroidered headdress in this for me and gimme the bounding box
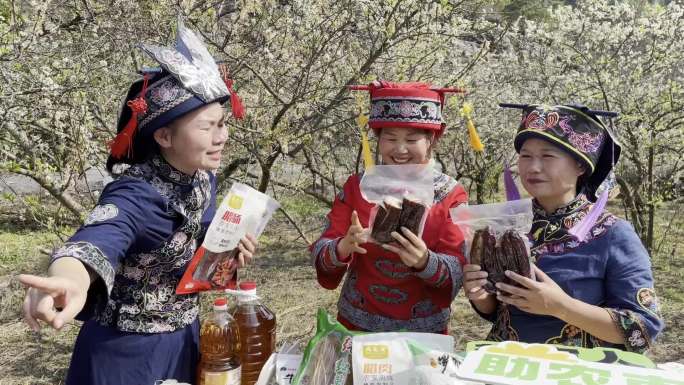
[107,19,244,167]
[501,103,621,201]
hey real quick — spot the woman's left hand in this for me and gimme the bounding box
[382,227,429,270]
[237,233,258,268]
[495,264,573,318]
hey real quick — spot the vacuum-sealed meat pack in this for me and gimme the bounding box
[451,199,535,292]
[360,164,434,244]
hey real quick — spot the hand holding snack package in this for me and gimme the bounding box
[450,199,534,294]
[176,183,280,294]
[359,164,434,244]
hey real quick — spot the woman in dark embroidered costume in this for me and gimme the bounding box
[463,104,664,353]
[310,80,469,334]
[18,21,256,385]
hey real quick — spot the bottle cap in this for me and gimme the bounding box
[225,281,259,302]
[238,281,257,290]
[213,297,228,310]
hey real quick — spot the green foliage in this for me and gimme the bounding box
[0,225,58,275]
[279,195,327,220]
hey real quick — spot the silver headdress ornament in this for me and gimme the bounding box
[139,19,229,103]
[108,18,244,159]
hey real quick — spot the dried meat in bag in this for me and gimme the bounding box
[360,164,433,243]
[451,199,535,293]
[176,183,279,294]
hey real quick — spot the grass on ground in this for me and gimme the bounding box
[0,200,682,384]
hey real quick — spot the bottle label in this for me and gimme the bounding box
[200,366,241,385]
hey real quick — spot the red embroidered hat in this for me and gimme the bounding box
[349,80,465,140]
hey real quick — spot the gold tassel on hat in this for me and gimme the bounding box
[355,94,375,169]
[460,101,484,152]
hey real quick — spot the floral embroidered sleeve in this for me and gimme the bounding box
[50,178,153,316]
[197,172,218,245]
[413,183,468,301]
[310,175,357,290]
[603,221,664,353]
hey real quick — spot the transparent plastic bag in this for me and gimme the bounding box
[292,309,359,385]
[360,164,434,243]
[450,199,535,292]
[176,183,280,294]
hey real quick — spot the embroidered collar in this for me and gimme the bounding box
[530,194,590,246]
[433,170,458,203]
[150,154,196,186]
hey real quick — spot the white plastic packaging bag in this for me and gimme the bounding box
[352,332,452,385]
[203,183,280,253]
[176,183,280,294]
[352,333,479,385]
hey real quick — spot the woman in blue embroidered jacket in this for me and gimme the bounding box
[18,22,256,384]
[463,104,663,353]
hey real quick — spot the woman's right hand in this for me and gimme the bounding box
[19,274,88,331]
[463,264,493,301]
[337,210,369,258]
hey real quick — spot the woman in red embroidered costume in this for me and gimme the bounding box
[310,80,468,334]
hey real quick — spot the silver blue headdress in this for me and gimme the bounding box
[109,19,244,159]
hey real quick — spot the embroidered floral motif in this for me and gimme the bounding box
[545,324,588,347]
[523,110,604,154]
[530,195,587,244]
[433,172,459,203]
[530,194,617,260]
[524,110,560,130]
[531,213,616,260]
[149,78,182,105]
[370,98,442,125]
[568,131,604,153]
[84,204,119,226]
[411,299,439,318]
[636,288,660,318]
[556,115,604,153]
[150,154,194,185]
[369,284,409,304]
[374,259,412,279]
[52,241,116,294]
[77,155,212,333]
[607,308,651,353]
[138,75,196,130]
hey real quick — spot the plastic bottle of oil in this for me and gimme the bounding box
[230,281,276,385]
[197,298,241,385]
